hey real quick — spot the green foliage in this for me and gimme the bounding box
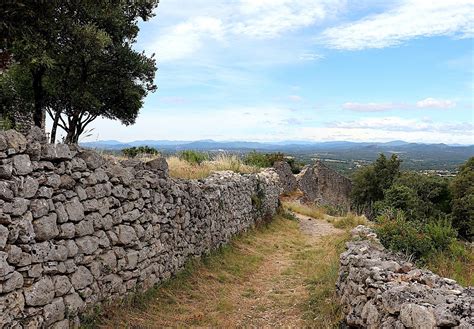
[243,151,303,173]
[2,1,159,143]
[376,211,459,261]
[424,219,458,252]
[376,212,435,260]
[450,157,474,241]
[179,150,209,165]
[121,146,159,158]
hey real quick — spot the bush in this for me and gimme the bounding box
[376,212,433,260]
[122,146,159,158]
[425,218,457,252]
[243,151,303,173]
[179,150,209,165]
[450,157,474,241]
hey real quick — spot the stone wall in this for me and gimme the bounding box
[272,161,297,195]
[296,161,351,209]
[0,129,282,328]
[337,226,473,328]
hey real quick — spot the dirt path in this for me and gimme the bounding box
[100,212,346,328]
[226,213,344,327]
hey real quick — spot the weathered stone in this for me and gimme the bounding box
[0,162,12,179]
[0,270,23,293]
[30,199,50,218]
[78,150,104,170]
[145,157,169,177]
[3,197,29,216]
[0,133,7,151]
[0,224,8,249]
[71,266,93,289]
[0,291,25,325]
[76,236,99,254]
[18,176,39,198]
[32,213,59,241]
[54,276,72,297]
[272,161,297,194]
[400,304,436,329]
[3,130,27,153]
[117,225,138,245]
[41,143,73,160]
[0,181,14,200]
[297,161,351,209]
[24,277,55,306]
[65,198,84,222]
[0,251,15,282]
[63,293,84,316]
[12,154,33,175]
[44,297,65,326]
[75,219,94,236]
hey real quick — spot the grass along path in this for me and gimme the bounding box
[90,212,348,328]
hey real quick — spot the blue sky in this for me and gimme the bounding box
[81,0,474,144]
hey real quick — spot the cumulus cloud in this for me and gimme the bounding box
[146,0,344,61]
[149,16,224,61]
[416,98,457,109]
[321,0,474,50]
[326,117,473,134]
[343,98,457,111]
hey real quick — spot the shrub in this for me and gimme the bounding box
[179,150,209,165]
[375,211,434,260]
[450,157,474,241]
[243,151,272,168]
[424,218,457,252]
[122,146,159,158]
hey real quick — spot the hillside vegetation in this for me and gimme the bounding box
[351,154,473,285]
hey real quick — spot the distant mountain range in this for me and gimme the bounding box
[80,139,473,152]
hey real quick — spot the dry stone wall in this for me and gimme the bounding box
[296,161,351,209]
[338,226,473,328]
[0,128,281,328]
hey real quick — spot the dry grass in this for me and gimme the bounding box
[425,244,474,286]
[282,200,325,219]
[84,215,347,328]
[167,154,259,179]
[326,212,369,229]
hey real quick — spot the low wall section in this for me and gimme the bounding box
[0,129,281,328]
[337,226,473,328]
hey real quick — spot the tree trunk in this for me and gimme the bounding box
[32,66,46,128]
[64,116,78,144]
[50,111,61,143]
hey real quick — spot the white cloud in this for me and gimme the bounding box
[326,117,473,134]
[234,0,344,38]
[321,0,474,50]
[150,16,224,61]
[146,0,344,61]
[416,98,457,109]
[343,98,457,111]
[342,102,403,112]
[298,53,325,61]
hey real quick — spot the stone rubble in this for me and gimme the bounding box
[337,225,474,329]
[0,129,282,328]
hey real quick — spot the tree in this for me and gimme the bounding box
[351,153,401,214]
[1,1,159,143]
[450,157,474,241]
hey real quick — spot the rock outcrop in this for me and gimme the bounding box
[296,161,351,209]
[272,161,297,194]
[337,226,474,328]
[0,130,282,327]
